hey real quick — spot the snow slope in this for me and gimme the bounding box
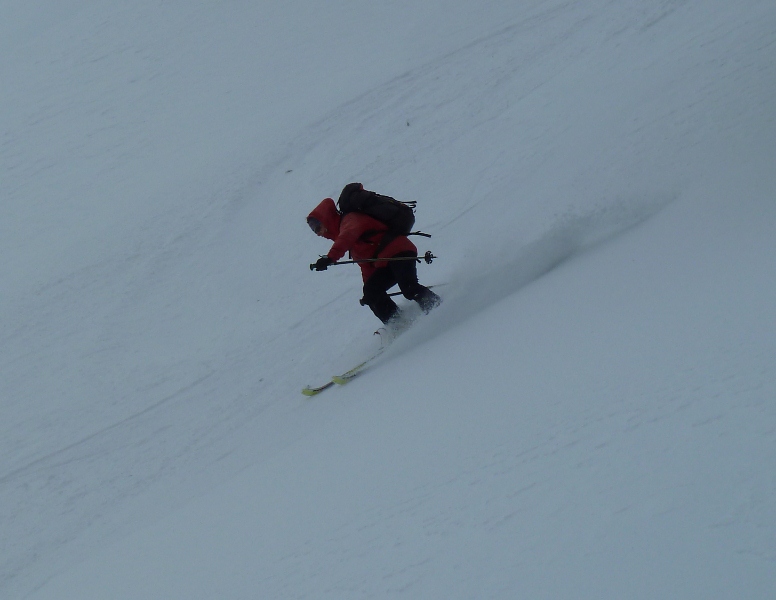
[2,0,775,598]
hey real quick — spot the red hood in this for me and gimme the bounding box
[307,198,340,241]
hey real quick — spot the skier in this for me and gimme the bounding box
[307,191,440,326]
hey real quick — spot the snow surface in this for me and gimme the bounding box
[2,0,775,598]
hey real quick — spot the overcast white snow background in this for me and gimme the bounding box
[2,1,775,598]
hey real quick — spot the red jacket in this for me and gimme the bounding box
[308,198,417,281]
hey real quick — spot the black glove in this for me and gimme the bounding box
[313,256,334,271]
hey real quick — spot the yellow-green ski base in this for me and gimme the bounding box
[331,359,372,385]
[331,374,356,385]
[302,382,334,396]
[301,351,382,396]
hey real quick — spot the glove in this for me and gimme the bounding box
[313,256,334,271]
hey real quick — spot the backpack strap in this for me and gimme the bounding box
[372,230,431,258]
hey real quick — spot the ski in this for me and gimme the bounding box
[331,360,372,385]
[301,381,335,396]
[300,313,423,397]
[301,352,383,397]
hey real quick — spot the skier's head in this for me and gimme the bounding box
[307,197,340,240]
[307,216,324,235]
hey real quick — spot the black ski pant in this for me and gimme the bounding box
[361,252,440,323]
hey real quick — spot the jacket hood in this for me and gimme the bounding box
[307,197,340,241]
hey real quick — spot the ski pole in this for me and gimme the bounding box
[310,251,436,270]
[334,251,436,266]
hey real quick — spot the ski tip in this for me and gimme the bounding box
[302,383,332,396]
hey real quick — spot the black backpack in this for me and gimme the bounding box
[337,183,430,257]
[337,183,416,235]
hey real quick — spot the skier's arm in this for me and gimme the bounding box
[327,216,362,262]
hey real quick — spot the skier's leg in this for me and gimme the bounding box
[414,286,442,313]
[391,252,441,314]
[362,267,400,323]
